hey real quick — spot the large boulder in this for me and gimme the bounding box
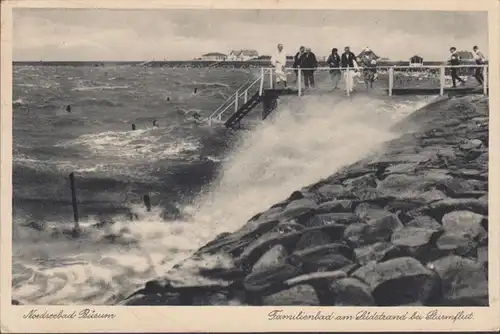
[405,216,443,230]
[294,230,332,251]
[391,226,442,248]
[288,243,356,266]
[352,257,437,305]
[243,263,300,294]
[237,231,303,270]
[252,245,288,273]
[316,200,358,213]
[354,242,409,266]
[316,184,346,202]
[429,255,488,306]
[306,213,359,227]
[343,173,378,189]
[435,232,477,258]
[441,210,487,239]
[262,284,320,306]
[329,277,375,306]
[364,213,404,244]
[282,198,318,220]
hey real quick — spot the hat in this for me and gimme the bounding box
[364,47,372,52]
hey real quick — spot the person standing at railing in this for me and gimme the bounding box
[300,48,318,89]
[271,43,288,88]
[341,46,359,94]
[359,47,378,90]
[472,45,486,86]
[326,48,341,90]
[448,47,466,88]
[293,46,305,83]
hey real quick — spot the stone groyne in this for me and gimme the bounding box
[122,95,489,306]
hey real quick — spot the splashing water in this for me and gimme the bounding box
[12,93,432,305]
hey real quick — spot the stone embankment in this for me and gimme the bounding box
[122,95,489,306]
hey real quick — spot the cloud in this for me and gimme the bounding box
[12,9,488,61]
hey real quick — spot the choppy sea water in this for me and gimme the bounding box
[12,65,433,304]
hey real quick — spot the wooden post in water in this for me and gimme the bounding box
[68,172,79,230]
[439,66,445,96]
[483,65,488,95]
[388,67,394,96]
[143,194,151,212]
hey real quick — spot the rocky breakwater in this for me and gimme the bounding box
[122,95,489,306]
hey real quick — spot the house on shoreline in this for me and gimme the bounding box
[200,52,227,61]
[228,49,259,61]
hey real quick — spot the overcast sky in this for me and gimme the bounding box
[13,9,488,61]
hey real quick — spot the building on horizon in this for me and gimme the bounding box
[356,48,381,60]
[200,52,228,61]
[228,49,259,61]
[457,50,474,60]
[409,55,424,67]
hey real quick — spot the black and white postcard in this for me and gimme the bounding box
[1,0,499,332]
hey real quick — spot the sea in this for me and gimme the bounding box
[11,64,433,305]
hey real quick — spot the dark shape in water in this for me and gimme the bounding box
[153,119,158,128]
[167,97,170,101]
[132,124,136,131]
[194,88,198,94]
[66,105,71,112]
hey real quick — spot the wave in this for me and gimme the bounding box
[12,91,432,305]
[72,85,130,92]
[55,128,201,163]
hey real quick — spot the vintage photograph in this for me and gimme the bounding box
[9,7,491,309]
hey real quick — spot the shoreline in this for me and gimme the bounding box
[121,94,489,306]
[13,60,486,68]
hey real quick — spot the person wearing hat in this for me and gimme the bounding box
[300,47,318,88]
[341,46,359,94]
[326,48,342,90]
[271,43,288,88]
[448,47,465,88]
[472,45,486,86]
[360,47,379,90]
[293,46,306,83]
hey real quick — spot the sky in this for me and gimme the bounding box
[13,9,489,61]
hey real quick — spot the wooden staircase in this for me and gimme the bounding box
[224,92,262,129]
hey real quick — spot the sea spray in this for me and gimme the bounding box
[12,93,431,305]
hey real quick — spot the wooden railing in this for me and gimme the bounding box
[206,64,488,126]
[267,64,489,97]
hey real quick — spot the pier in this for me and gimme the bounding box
[205,64,489,129]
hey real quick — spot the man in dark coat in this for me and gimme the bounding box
[293,46,305,82]
[326,48,341,89]
[341,46,359,93]
[448,46,465,88]
[300,47,318,88]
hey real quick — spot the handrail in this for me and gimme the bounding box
[265,64,489,71]
[207,73,264,124]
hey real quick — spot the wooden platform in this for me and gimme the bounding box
[388,87,487,96]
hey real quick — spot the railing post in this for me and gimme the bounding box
[439,65,445,96]
[269,68,273,89]
[298,67,302,96]
[244,90,248,103]
[346,68,350,97]
[388,67,394,96]
[259,68,265,96]
[483,65,488,95]
[235,90,239,112]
